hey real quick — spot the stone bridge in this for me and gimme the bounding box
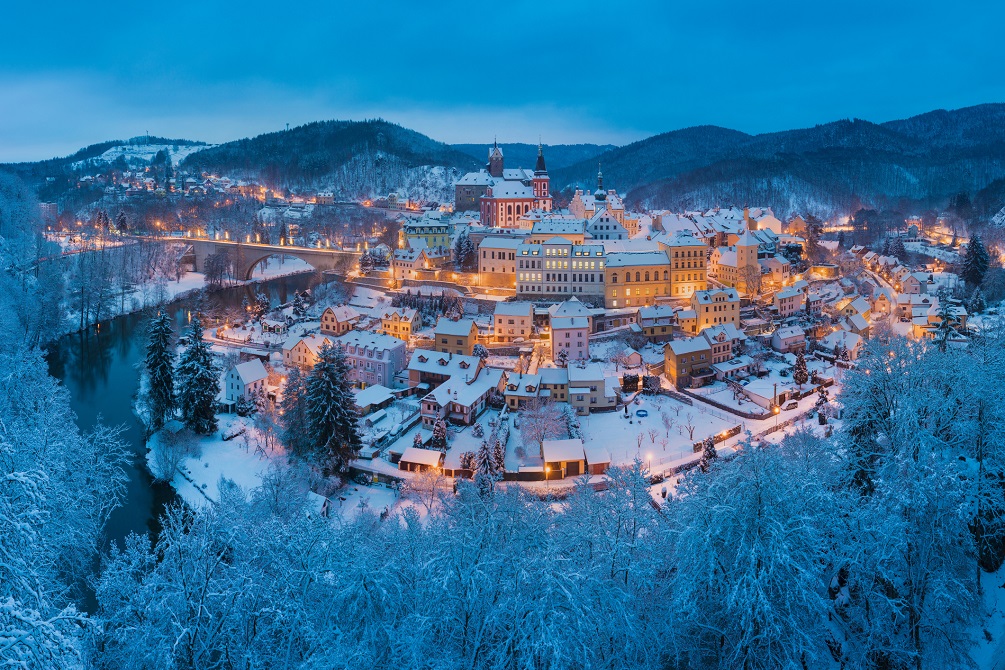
[179,239,361,280]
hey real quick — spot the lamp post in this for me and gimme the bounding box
[772,404,780,429]
[544,466,551,495]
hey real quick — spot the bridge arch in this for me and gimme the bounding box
[188,240,361,281]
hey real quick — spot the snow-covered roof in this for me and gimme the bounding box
[773,326,805,340]
[494,301,535,317]
[408,349,480,376]
[667,337,711,356]
[425,367,504,408]
[551,316,589,330]
[542,439,585,463]
[323,305,361,322]
[434,317,477,337]
[605,251,671,267]
[692,288,740,304]
[775,288,803,300]
[548,297,592,320]
[567,362,605,383]
[399,447,444,467]
[336,331,405,353]
[538,367,570,385]
[700,323,744,343]
[232,359,268,385]
[353,384,395,409]
[478,236,524,250]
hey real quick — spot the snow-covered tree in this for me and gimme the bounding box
[555,348,570,368]
[472,343,489,360]
[698,436,717,472]
[474,440,497,496]
[889,235,906,260]
[305,342,361,475]
[967,286,987,314]
[519,399,567,453]
[430,418,448,452]
[280,366,311,456]
[793,350,808,388]
[962,234,990,288]
[176,314,219,435]
[144,311,175,429]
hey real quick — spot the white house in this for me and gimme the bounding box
[224,359,269,404]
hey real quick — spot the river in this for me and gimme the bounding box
[45,271,329,608]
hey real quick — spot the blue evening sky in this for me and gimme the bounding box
[1,0,1003,161]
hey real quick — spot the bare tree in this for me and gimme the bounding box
[738,264,763,296]
[519,399,567,453]
[684,412,697,441]
[661,411,675,437]
[635,433,645,450]
[648,428,659,445]
[403,467,447,514]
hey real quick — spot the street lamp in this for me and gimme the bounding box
[772,404,780,429]
[544,466,551,494]
[646,452,653,472]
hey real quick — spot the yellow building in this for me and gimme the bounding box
[434,317,479,356]
[690,288,740,333]
[379,308,421,341]
[660,231,709,298]
[604,251,672,309]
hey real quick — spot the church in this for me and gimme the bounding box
[453,140,553,227]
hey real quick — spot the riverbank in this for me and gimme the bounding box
[59,256,316,338]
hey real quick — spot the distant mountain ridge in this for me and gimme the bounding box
[181,119,480,202]
[553,104,1005,218]
[6,104,1005,217]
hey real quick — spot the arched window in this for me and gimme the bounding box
[611,273,618,284]
[635,272,641,282]
[507,204,513,216]
[645,271,650,282]
[663,270,668,281]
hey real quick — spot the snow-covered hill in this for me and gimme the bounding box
[72,141,212,169]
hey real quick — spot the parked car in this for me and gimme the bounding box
[782,400,798,411]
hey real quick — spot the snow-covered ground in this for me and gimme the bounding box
[71,141,213,169]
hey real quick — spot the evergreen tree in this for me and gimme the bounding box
[793,350,809,388]
[304,342,361,475]
[144,311,176,429]
[431,418,448,452]
[968,287,987,315]
[280,366,311,456]
[412,431,423,449]
[556,348,570,368]
[472,343,489,360]
[804,214,823,261]
[253,292,270,319]
[474,439,496,497]
[492,435,506,473]
[962,235,990,289]
[880,237,891,256]
[889,235,906,260]
[699,436,717,473]
[359,252,375,275]
[176,314,219,435]
[115,210,128,234]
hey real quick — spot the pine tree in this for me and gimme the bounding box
[413,431,423,449]
[253,292,270,319]
[699,436,717,473]
[304,342,362,475]
[968,287,987,315]
[431,418,448,452]
[880,237,891,256]
[359,253,374,275]
[115,210,128,234]
[556,348,570,368]
[279,221,289,245]
[492,435,506,473]
[176,314,219,435]
[793,350,809,388]
[889,236,906,260]
[280,366,311,456]
[474,439,497,497]
[472,343,489,360]
[962,235,990,289]
[145,311,175,429]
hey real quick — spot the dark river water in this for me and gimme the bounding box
[45,272,328,610]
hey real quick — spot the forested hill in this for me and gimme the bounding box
[552,104,1005,218]
[181,119,481,202]
[451,142,617,171]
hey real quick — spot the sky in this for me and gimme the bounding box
[2,0,1004,162]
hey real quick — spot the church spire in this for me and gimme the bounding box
[594,163,606,201]
[534,140,547,174]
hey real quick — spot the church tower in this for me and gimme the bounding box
[736,228,759,271]
[487,138,504,178]
[532,143,551,209]
[594,164,606,202]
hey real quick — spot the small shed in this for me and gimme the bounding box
[584,444,612,476]
[398,447,444,473]
[542,439,586,478]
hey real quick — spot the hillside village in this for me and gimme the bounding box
[151,141,995,514]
